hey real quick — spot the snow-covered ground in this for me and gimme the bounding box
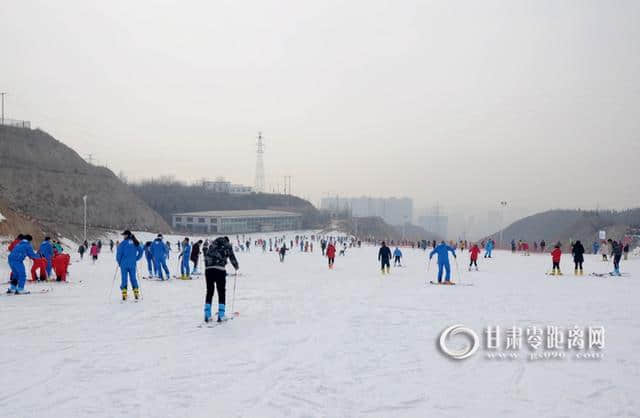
[1,232,639,417]
[0,211,5,222]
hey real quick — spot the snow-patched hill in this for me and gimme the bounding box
[1,232,639,417]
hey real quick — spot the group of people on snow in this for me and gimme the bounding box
[6,234,71,294]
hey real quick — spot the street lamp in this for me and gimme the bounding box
[83,195,88,242]
[499,201,507,249]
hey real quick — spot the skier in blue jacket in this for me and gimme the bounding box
[7,235,41,294]
[143,241,155,277]
[393,247,403,266]
[484,240,494,258]
[39,237,54,277]
[116,230,144,300]
[179,238,192,279]
[151,234,170,279]
[429,241,457,284]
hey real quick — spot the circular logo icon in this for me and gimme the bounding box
[439,324,480,360]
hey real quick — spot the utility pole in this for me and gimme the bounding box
[0,92,7,125]
[83,195,88,242]
[499,201,508,249]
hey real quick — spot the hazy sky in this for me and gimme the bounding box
[2,0,639,219]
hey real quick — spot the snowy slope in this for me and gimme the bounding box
[0,211,5,222]
[1,233,639,417]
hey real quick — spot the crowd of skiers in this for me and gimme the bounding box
[6,228,634,317]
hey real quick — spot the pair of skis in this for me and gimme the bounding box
[198,312,240,328]
[428,281,474,287]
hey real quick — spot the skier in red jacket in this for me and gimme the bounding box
[550,244,562,276]
[53,253,71,281]
[469,243,481,271]
[326,242,336,269]
[31,257,48,281]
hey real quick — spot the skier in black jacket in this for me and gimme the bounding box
[203,237,239,322]
[609,239,623,276]
[378,242,392,275]
[571,240,585,275]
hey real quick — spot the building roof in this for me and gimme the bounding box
[173,209,301,218]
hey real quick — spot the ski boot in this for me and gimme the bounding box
[217,304,226,322]
[15,288,30,295]
[575,269,579,276]
[133,288,140,300]
[6,284,16,294]
[122,288,127,301]
[549,270,556,276]
[579,268,584,276]
[381,268,386,275]
[204,303,212,323]
[386,266,390,274]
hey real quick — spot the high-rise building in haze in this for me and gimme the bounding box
[320,196,413,226]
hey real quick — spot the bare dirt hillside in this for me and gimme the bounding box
[0,126,170,240]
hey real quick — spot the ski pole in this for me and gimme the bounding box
[454,257,461,284]
[231,271,238,315]
[108,265,119,302]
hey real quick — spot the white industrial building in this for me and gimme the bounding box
[172,210,302,234]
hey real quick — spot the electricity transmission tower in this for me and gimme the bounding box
[255,132,265,193]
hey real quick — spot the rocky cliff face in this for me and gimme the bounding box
[0,126,170,240]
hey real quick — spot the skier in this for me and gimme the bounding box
[203,236,239,323]
[326,241,336,269]
[279,245,288,262]
[151,235,170,279]
[143,241,155,278]
[78,244,86,260]
[600,241,609,261]
[109,239,115,252]
[484,240,494,258]
[191,240,202,274]
[393,246,403,267]
[39,237,54,277]
[7,234,41,294]
[31,257,48,282]
[321,239,327,256]
[429,241,457,284]
[571,240,585,275]
[623,243,629,260]
[511,239,516,253]
[540,240,546,253]
[90,243,99,264]
[116,230,144,300]
[469,243,481,271]
[7,234,23,284]
[179,238,192,279]
[609,239,623,276]
[550,243,562,276]
[52,252,70,281]
[592,240,600,255]
[378,241,392,274]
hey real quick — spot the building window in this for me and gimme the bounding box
[187,217,193,222]
[198,218,206,223]
[175,217,182,222]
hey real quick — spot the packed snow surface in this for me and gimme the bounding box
[1,232,639,417]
